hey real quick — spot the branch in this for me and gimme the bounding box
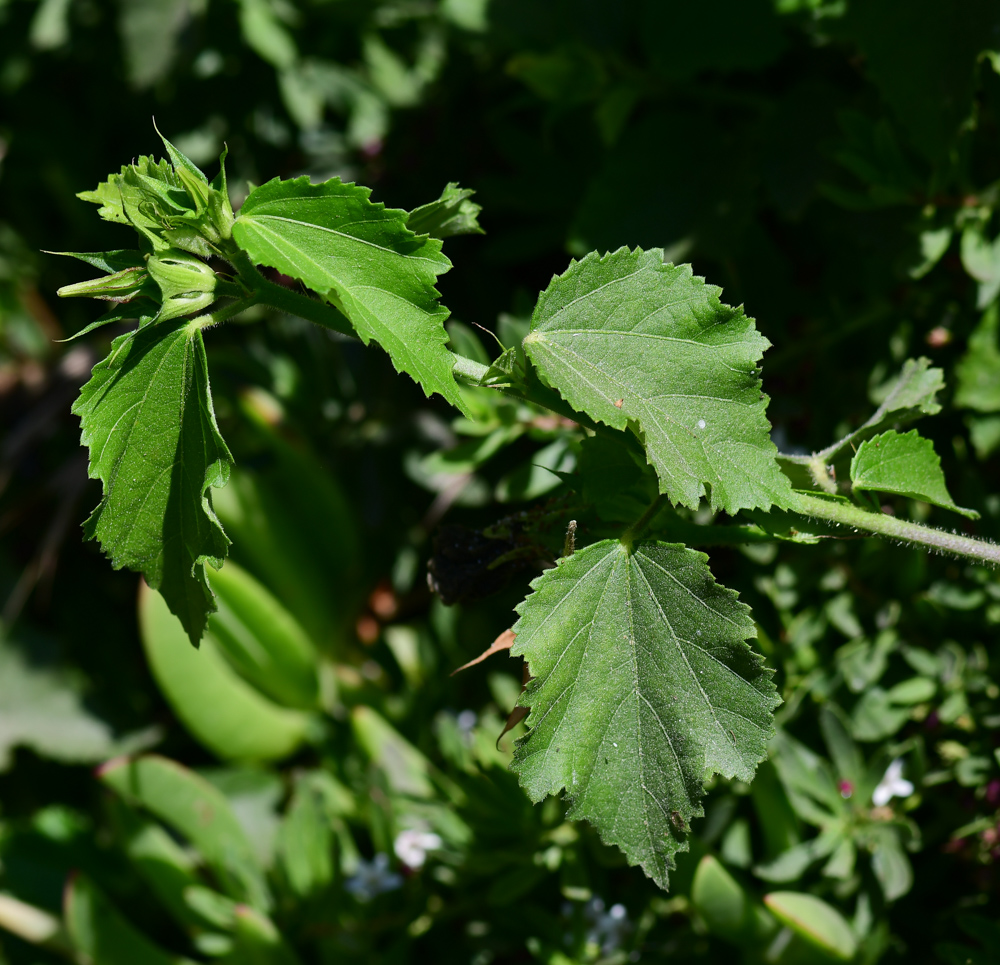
[788,491,1000,566]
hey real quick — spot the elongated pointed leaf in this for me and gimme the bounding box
[822,356,946,457]
[955,304,1000,413]
[64,874,196,965]
[511,539,779,889]
[232,176,470,414]
[72,319,233,643]
[48,249,147,273]
[100,755,270,910]
[407,182,484,239]
[850,429,978,519]
[140,583,312,762]
[763,892,857,961]
[61,304,151,342]
[524,249,790,513]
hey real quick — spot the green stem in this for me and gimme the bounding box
[191,295,260,329]
[788,491,1000,565]
[214,278,244,300]
[226,247,356,338]
[621,494,667,550]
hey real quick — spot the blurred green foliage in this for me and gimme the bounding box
[2,1,1000,963]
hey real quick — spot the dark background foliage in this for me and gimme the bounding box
[1,1,1000,963]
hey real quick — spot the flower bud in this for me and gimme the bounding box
[147,251,218,321]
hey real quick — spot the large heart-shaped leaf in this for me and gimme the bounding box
[511,539,779,889]
[524,248,790,513]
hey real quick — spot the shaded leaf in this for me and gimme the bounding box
[100,755,270,910]
[407,182,485,239]
[763,891,857,961]
[73,320,233,643]
[955,303,1000,413]
[691,854,775,944]
[64,874,195,965]
[511,539,779,889]
[0,633,156,772]
[140,583,312,762]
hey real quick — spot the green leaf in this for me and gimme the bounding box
[231,176,470,415]
[210,444,359,650]
[407,182,485,239]
[73,319,234,643]
[961,224,1000,308]
[100,755,271,910]
[64,874,196,965]
[277,773,336,898]
[221,905,302,965]
[763,891,857,961]
[866,355,944,424]
[850,429,978,519]
[511,539,779,889]
[955,304,1000,413]
[78,146,232,253]
[62,303,150,342]
[0,632,155,771]
[523,249,790,513]
[79,157,186,249]
[352,706,436,799]
[868,825,913,901]
[112,803,217,932]
[140,583,312,762]
[119,0,191,89]
[49,249,147,274]
[207,563,319,709]
[237,0,298,70]
[691,855,776,945]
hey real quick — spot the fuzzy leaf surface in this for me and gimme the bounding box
[73,320,233,643]
[524,248,790,513]
[232,176,469,414]
[511,539,779,889]
[850,429,978,519]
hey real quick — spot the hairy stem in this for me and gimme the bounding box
[226,247,356,338]
[192,295,261,329]
[789,491,1000,565]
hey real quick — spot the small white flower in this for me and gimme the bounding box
[872,758,914,807]
[394,829,443,869]
[344,853,402,902]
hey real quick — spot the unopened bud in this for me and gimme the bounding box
[147,251,218,321]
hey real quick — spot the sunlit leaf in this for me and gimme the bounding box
[524,248,790,513]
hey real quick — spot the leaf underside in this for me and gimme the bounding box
[73,320,233,643]
[232,176,470,415]
[524,248,791,514]
[511,539,780,889]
